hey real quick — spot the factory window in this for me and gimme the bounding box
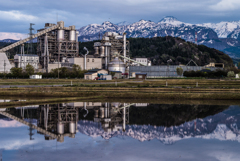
[92,59,94,62]
[87,59,89,62]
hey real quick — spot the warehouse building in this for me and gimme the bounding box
[129,65,223,78]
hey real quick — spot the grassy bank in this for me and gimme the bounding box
[1,96,240,109]
[1,79,240,88]
[0,85,240,100]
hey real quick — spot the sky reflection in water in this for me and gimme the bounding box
[0,102,240,161]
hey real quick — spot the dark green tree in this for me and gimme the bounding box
[10,67,22,77]
[25,64,34,76]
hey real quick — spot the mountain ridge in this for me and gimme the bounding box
[77,16,240,58]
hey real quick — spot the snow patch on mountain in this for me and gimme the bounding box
[159,16,191,26]
[228,28,240,40]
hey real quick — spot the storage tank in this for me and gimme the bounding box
[69,30,76,41]
[100,46,105,57]
[69,122,76,134]
[57,122,64,134]
[76,31,79,42]
[94,47,99,55]
[100,107,104,118]
[57,30,65,41]
[108,57,126,73]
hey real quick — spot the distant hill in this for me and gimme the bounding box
[0,39,18,43]
[79,36,234,67]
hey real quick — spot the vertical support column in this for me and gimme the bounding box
[123,107,126,131]
[123,33,126,64]
[105,46,108,69]
[76,31,79,56]
[84,55,86,70]
[44,34,47,70]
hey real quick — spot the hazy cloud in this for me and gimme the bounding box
[0,10,38,21]
[210,0,240,11]
[0,0,240,39]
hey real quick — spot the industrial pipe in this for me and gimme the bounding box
[83,47,89,70]
[105,46,108,69]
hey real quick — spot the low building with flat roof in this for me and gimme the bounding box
[84,69,108,80]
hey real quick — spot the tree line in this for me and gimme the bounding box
[0,64,87,79]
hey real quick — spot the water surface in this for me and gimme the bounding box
[0,102,240,161]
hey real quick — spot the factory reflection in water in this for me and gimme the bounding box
[0,102,134,142]
[1,103,240,145]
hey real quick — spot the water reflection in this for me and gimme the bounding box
[0,102,240,144]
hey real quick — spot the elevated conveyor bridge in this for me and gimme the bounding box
[0,23,60,53]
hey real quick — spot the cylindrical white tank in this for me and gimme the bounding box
[108,57,126,73]
[57,30,65,41]
[69,30,76,41]
[94,47,99,55]
[69,122,76,134]
[57,123,64,134]
[100,46,105,57]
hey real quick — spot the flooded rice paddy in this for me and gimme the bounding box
[0,101,240,161]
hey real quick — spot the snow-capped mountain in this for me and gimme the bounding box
[197,21,240,38]
[77,16,240,58]
[77,17,217,42]
[78,106,240,144]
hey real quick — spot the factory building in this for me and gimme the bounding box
[129,65,223,78]
[14,54,39,69]
[68,56,102,70]
[37,21,79,72]
[94,32,129,73]
[132,58,151,66]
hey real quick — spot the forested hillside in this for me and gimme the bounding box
[79,36,233,67]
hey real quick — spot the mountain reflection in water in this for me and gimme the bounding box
[1,102,239,145]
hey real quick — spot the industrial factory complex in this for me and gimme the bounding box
[0,21,224,79]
